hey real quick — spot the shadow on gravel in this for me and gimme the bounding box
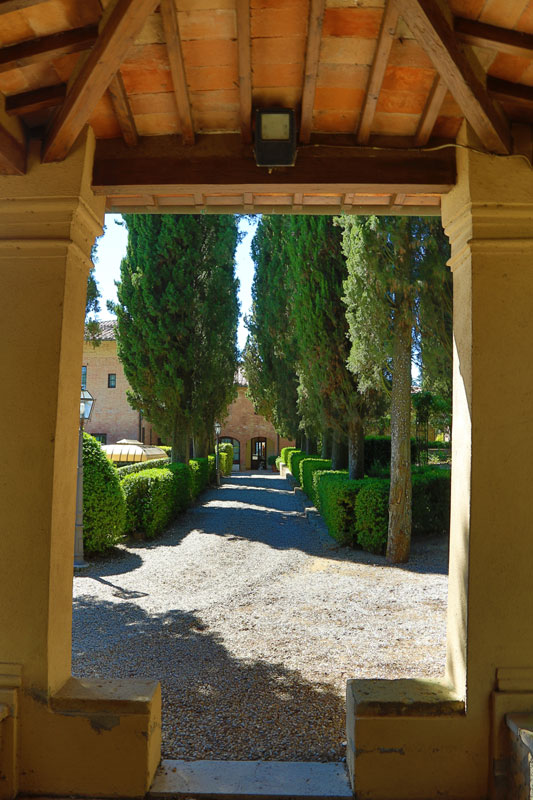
[72,597,345,763]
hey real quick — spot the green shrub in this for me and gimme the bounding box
[412,467,450,536]
[159,445,172,455]
[208,454,216,483]
[217,442,233,475]
[267,454,277,466]
[189,458,209,497]
[300,458,332,505]
[281,446,297,465]
[167,462,192,512]
[275,456,282,471]
[316,471,364,545]
[117,457,170,478]
[121,468,176,539]
[286,449,303,477]
[83,433,126,552]
[354,479,389,554]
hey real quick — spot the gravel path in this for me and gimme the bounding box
[72,471,448,762]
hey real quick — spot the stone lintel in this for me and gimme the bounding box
[347,678,465,717]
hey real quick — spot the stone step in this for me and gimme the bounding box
[149,760,353,800]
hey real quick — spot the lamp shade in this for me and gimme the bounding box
[214,421,222,436]
[80,388,95,422]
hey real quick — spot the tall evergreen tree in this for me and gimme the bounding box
[339,215,451,562]
[113,214,239,463]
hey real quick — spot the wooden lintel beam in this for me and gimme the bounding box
[414,75,447,145]
[358,0,399,145]
[455,16,533,60]
[395,0,511,154]
[0,0,46,14]
[487,76,533,108]
[0,25,97,75]
[160,0,194,146]
[300,0,325,144]
[43,0,159,163]
[0,123,25,174]
[6,83,66,116]
[236,0,252,144]
[92,134,456,195]
[108,71,138,146]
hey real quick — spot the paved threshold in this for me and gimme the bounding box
[149,760,353,800]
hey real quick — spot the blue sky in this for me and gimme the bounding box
[92,214,258,351]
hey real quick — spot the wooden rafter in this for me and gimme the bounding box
[0,0,45,14]
[414,75,447,145]
[0,123,25,174]
[160,0,194,146]
[357,0,399,145]
[6,84,66,116]
[455,17,533,60]
[236,0,252,144]
[108,72,138,147]
[300,0,326,144]
[395,0,511,154]
[0,25,97,75]
[43,0,159,163]
[487,76,533,108]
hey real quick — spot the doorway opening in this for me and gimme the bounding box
[250,436,267,470]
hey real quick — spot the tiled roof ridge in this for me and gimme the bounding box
[85,319,117,340]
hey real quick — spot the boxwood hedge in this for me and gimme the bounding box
[82,432,126,552]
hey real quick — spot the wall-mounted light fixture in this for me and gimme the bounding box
[254,108,297,167]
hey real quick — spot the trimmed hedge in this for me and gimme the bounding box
[275,456,282,471]
[290,450,319,486]
[354,479,389,554]
[313,466,451,553]
[217,442,233,475]
[167,462,192,512]
[189,457,209,497]
[208,454,216,484]
[286,449,303,478]
[117,457,170,477]
[122,468,176,539]
[316,471,365,546]
[83,433,126,552]
[300,458,332,505]
[159,445,172,455]
[280,446,297,465]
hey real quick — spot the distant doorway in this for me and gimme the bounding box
[251,437,267,470]
[220,436,240,470]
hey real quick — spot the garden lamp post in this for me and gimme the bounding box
[214,421,221,486]
[74,388,94,569]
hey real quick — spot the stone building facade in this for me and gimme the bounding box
[220,373,294,471]
[83,320,158,445]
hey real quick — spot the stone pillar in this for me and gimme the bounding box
[0,130,161,798]
[346,125,533,799]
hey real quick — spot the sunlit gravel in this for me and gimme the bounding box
[72,471,448,762]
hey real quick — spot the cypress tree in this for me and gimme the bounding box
[113,214,239,463]
[339,215,451,562]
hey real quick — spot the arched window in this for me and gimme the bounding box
[220,437,240,469]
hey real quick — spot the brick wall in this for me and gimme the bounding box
[220,386,294,470]
[82,340,158,445]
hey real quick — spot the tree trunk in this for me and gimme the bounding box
[305,434,310,453]
[386,317,412,563]
[331,431,347,470]
[348,417,365,479]
[321,430,331,459]
[308,436,318,454]
[171,418,189,464]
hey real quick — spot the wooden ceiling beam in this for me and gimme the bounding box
[395,0,512,154]
[92,133,456,195]
[108,71,138,146]
[300,0,326,144]
[0,0,46,14]
[236,0,252,144]
[358,0,399,145]
[0,25,97,75]
[414,75,447,145]
[42,0,159,163]
[5,83,66,116]
[0,123,25,174]
[455,16,533,60]
[487,76,533,107]
[160,0,194,146]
